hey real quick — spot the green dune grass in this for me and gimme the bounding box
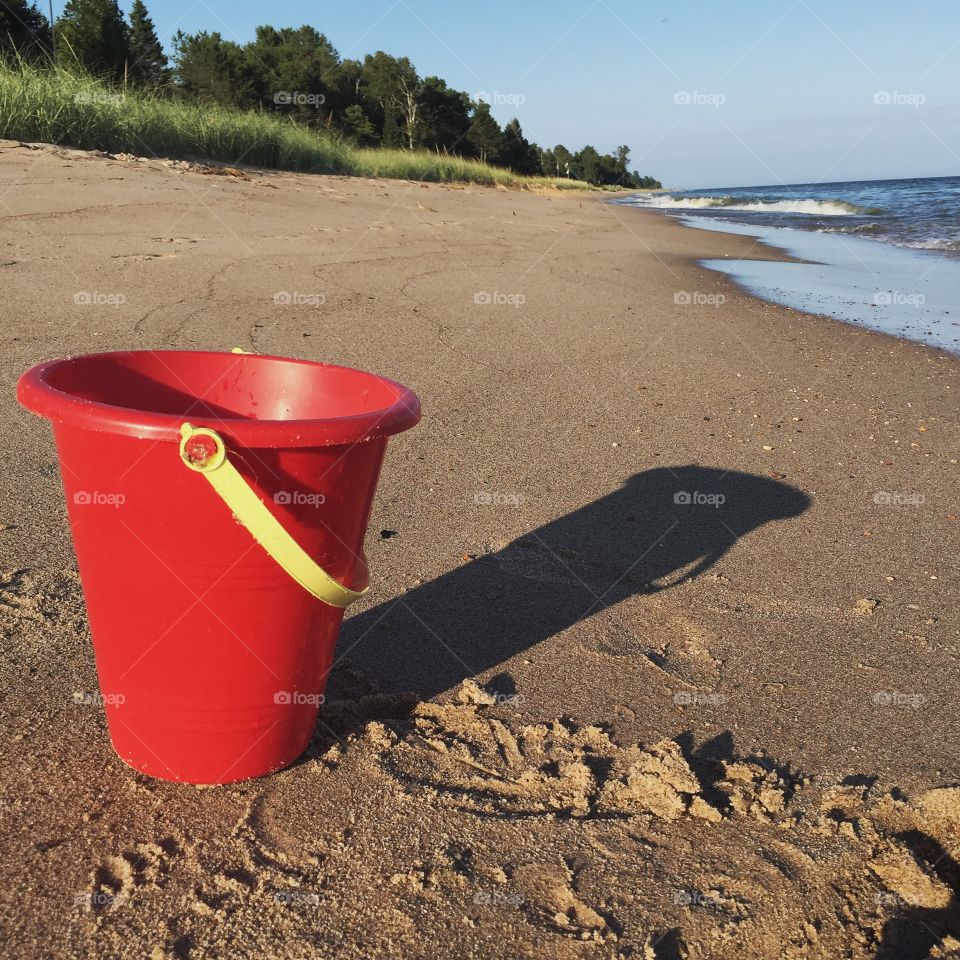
[0,61,604,190]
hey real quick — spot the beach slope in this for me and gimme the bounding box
[1,141,958,958]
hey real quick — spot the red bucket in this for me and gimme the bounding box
[17,350,420,784]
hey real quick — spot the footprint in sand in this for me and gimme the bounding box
[512,859,619,941]
[83,837,182,914]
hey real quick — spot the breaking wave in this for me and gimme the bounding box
[897,237,960,251]
[623,195,883,216]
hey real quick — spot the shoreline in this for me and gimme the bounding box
[2,144,958,958]
[615,201,960,356]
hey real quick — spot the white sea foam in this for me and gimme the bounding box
[622,195,877,216]
[680,215,960,354]
[898,237,960,251]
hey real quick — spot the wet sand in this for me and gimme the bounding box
[1,140,958,958]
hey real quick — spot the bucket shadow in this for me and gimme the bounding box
[333,465,810,700]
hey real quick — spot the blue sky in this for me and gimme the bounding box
[94,0,960,187]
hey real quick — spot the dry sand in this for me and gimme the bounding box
[0,140,958,959]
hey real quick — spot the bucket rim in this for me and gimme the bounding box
[17,349,421,447]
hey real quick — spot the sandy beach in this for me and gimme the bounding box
[2,140,959,958]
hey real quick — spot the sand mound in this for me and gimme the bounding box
[98,684,951,960]
[6,679,960,958]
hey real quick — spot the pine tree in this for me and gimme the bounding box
[359,52,418,148]
[417,77,471,154]
[127,0,167,87]
[172,31,257,108]
[550,144,574,177]
[56,0,129,81]
[380,101,402,148]
[465,101,504,165]
[574,145,601,184]
[500,118,541,175]
[0,0,51,60]
[343,104,376,146]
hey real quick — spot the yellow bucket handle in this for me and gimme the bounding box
[178,422,368,609]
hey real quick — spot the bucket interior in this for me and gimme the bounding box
[43,351,404,422]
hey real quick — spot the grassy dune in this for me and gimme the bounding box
[0,61,601,190]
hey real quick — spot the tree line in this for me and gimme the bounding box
[1,0,662,187]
